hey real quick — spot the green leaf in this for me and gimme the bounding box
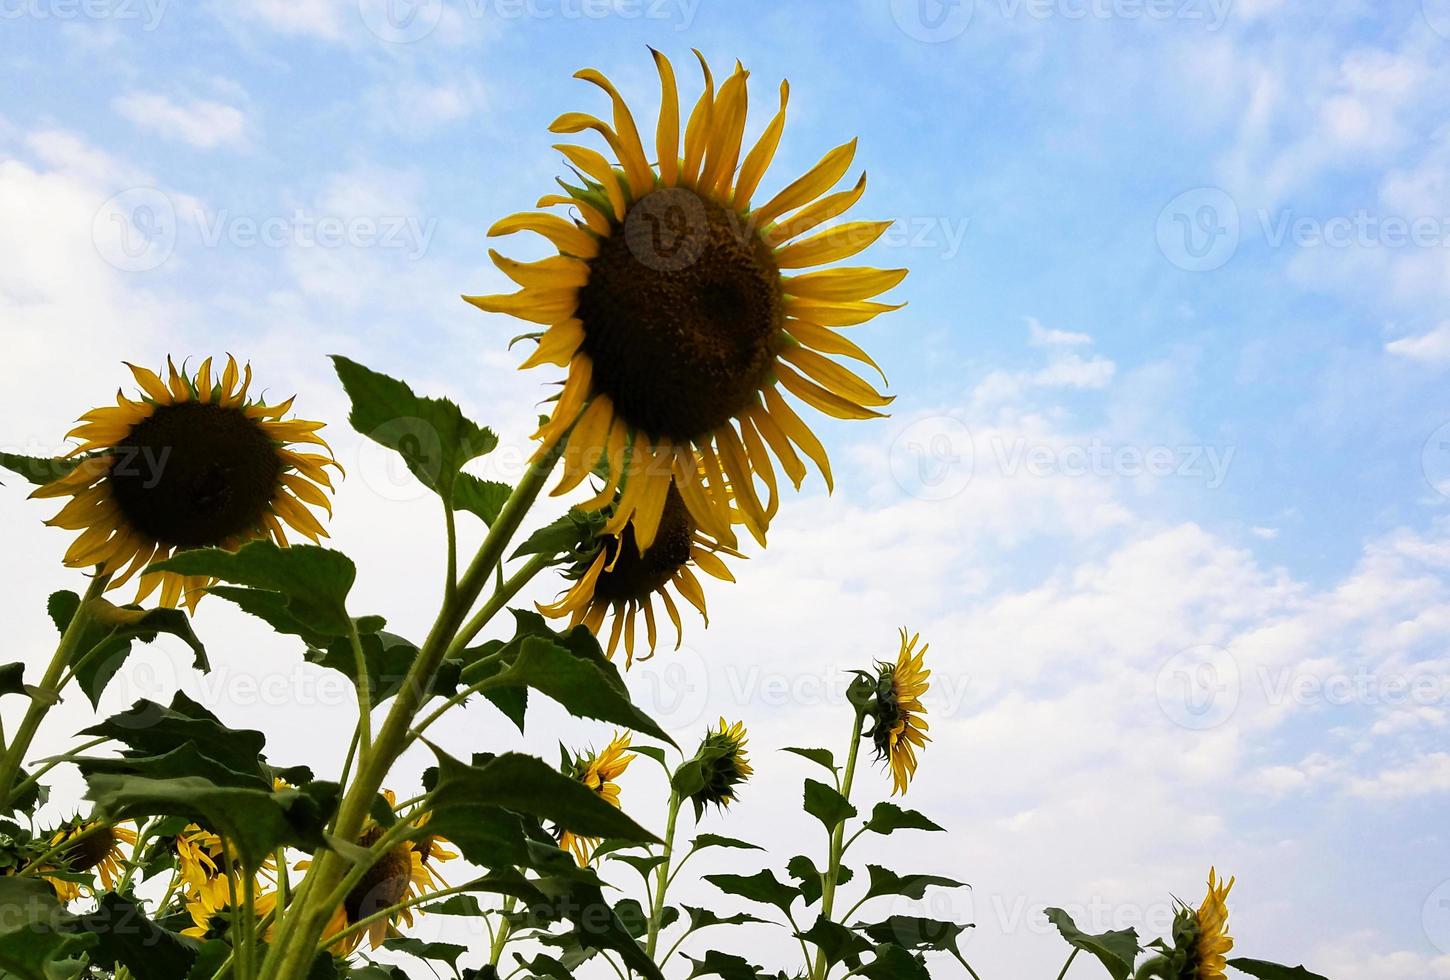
[71,892,196,980]
[804,779,856,832]
[427,748,660,848]
[0,452,81,487]
[857,944,930,980]
[307,629,436,704]
[690,833,762,853]
[332,356,498,513]
[421,894,484,917]
[454,473,512,525]
[862,802,944,835]
[151,540,355,636]
[1043,908,1141,980]
[704,869,800,918]
[612,899,678,940]
[53,598,211,709]
[856,916,972,956]
[84,774,338,871]
[382,937,467,967]
[684,951,771,980]
[1228,960,1330,980]
[863,866,969,902]
[512,952,575,980]
[797,918,870,968]
[609,853,669,884]
[787,855,852,906]
[0,663,25,697]
[0,876,97,979]
[511,508,607,562]
[782,747,838,775]
[681,905,769,933]
[82,693,267,780]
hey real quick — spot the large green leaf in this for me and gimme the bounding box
[382,937,467,968]
[307,629,443,704]
[333,356,499,515]
[511,508,607,562]
[0,877,97,979]
[704,869,800,918]
[803,779,856,832]
[787,855,852,906]
[857,944,930,980]
[71,892,195,980]
[1228,959,1330,980]
[681,906,769,932]
[684,951,773,980]
[690,833,762,853]
[781,747,838,775]
[48,594,209,708]
[863,865,968,902]
[1043,908,1141,980]
[151,541,356,636]
[797,918,870,968]
[82,693,267,779]
[856,916,972,956]
[862,802,943,835]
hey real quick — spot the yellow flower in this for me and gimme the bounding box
[868,629,931,796]
[181,884,277,940]
[1190,869,1235,980]
[538,482,742,663]
[688,717,753,813]
[39,820,137,902]
[32,356,340,611]
[176,824,276,910]
[559,732,634,864]
[468,50,904,553]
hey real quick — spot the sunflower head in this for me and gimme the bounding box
[32,356,339,610]
[34,819,136,901]
[538,481,741,665]
[468,50,904,553]
[558,732,634,864]
[862,629,931,796]
[683,717,753,818]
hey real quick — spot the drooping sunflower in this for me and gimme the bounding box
[312,790,454,954]
[467,50,904,552]
[558,731,634,865]
[539,482,741,663]
[32,356,339,611]
[38,819,137,902]
[865,629,931,796]
[175,823,276,911]
[686,717,753,816]
[181,883,277,941]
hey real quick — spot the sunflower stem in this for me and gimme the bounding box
[347,618,373,755]
[488,895,517,966]
[812,706,866,980]
[1053,948,1079,980]
[951,949,987,980]
[6,735,111,806]
[645,791,682,961]
[0,571,109,810]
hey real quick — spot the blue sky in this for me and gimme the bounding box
[3,1,1450,977]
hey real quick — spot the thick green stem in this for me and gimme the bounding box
[645,792,682,960]
[347,619,373,754]
[0,573,109,809]
[489,895,518,967]
[261,440,564,980]
[812,709,866,980]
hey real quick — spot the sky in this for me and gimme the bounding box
[3,1,1450,977]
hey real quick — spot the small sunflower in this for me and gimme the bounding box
[865,629,931,796]
[176,823,276,911]
[467,50,904,553]
[687,717,753,816]
[181,883,277,941]
[312,791,454,954]
[1174,870,1235,980]
[539,482,741,663]
[33,356,339,611]
[38,819,137,902]
[558,732,634,864]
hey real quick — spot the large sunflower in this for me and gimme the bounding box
[539,482,741,663]
[33,357,339,611]
[467,50,904,553]
[38,819,137,902]
[866,629,931,796]
[558,731,634,865]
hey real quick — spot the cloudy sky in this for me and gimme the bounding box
[4,1,1450,977]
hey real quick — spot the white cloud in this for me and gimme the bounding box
[228,0,349,40]
[113,91,250,150]
[1387,322,1450,365]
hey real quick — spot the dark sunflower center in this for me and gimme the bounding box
[64,829,115,873]
[344,831,413,924]
[591,487,696,603]
[575,187,784,441]
[108,401,284,548]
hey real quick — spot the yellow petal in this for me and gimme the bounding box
[574,69,654,199]
[784,266,908,303]
[488,212,598,259]
[651,47,680,187]
[554,143,627,222]
[681,50,716,186]
[753,139,857,226]
[519,318,586,370]
[463,288,580,325]
[775,363,888,420]
[733,80,788,209]
[775,220,893,269]
[779,345,891,407]
[489,250,590,289]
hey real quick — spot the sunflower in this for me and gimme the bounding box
[176,823,276,910]
[33,356,339,611]
[687,717,753,816]
[38,819,137,902]
[180,883,278,941]
[539,482,741,663]
[466,50,904,553]
[311,790,454,954]
[558,731,633,864]
[865,629,931,796]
